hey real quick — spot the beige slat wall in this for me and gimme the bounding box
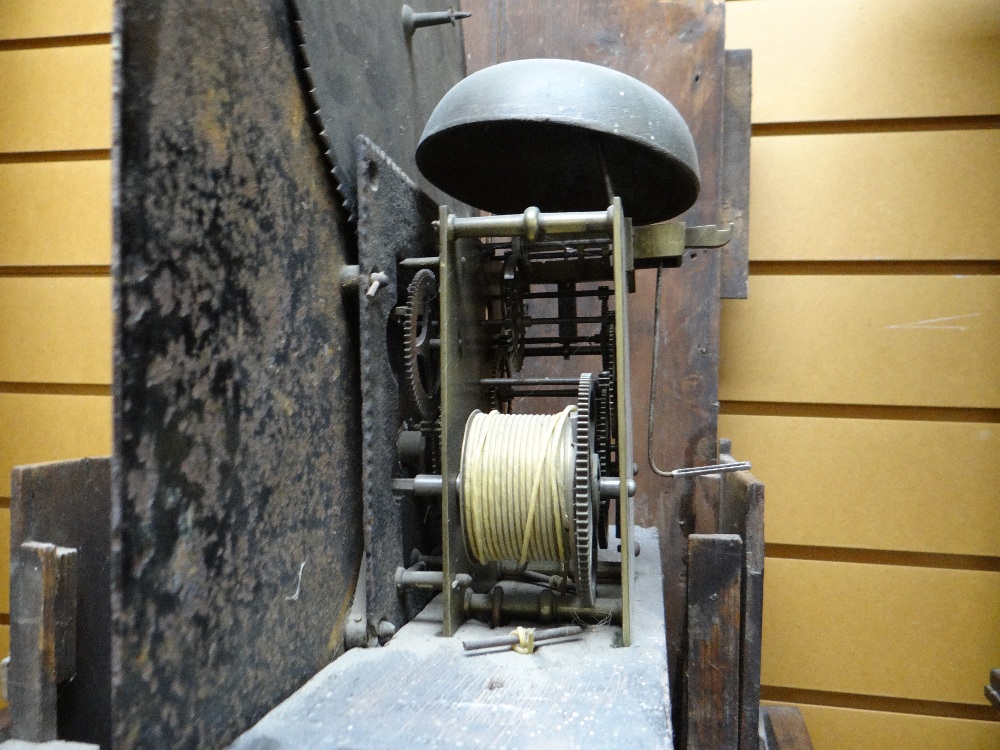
[723,1,1000,748]
[0,0,115,702]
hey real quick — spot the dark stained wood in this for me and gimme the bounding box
[10,458,110,748]
[719,440,765,750]
[720,50,752,299]
[463,5,728,732]
[761,706,815,750]
[9,542,76,742]
[687,533,742,750]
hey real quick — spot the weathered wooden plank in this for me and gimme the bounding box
[463,5,729,727]
[687,533,743,750]
[10,458,110,748]
[718,414,1000,557]
[718,444,764,750]
[0,1,112,41]
[747,130,1000,261]
[760,706,814,750]
[0,46,111,153]
[8,542,76,743]
[0,393,111,498]
[0,160,111,267]
[762,559,1000,705]
[726,0,1000,122]
[0,278,112,385]
[719,49,751,299]
[778,702,1000,750]
[720,275,1000,408]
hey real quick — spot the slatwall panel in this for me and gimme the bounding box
[0,3,114,704]
[722,0,1000,746]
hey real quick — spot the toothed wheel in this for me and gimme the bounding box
[573,373,598,606]
[404,270,440,421]
[501,252,528,373]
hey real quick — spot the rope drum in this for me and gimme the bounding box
[460,408,578,566]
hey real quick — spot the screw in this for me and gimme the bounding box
[402,5,471,37]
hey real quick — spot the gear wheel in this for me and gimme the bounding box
[501,252,529,373]
[573,373,599,607]
[404,269,440,421]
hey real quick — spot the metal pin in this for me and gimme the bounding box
[366,271,390,298]
[402,5,471,37]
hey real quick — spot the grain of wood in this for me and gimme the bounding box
[719,275,1000,408]
[761,559,1000,705]
[0,393,112,496]
[0,159,111,266]
[748,130,1000,261]
[0,277,112,384]
[719,415,1000,557]
[0,45,112,153]
[726,0,1000,122]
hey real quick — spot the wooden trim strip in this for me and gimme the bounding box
[0,497,8,509]
[0,149,110,164]
[753,115,1000,137]
[0,383,111,397]
[749,260,1000,276]
[0,266,111,278]
[766,544,1000,573]
[0,614,7,627]
[0,33,111,51]
[720,401,1000,424]
[761,686,1000,723]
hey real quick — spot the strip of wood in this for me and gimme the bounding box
[0,393,112,497]
[748,261,1000,276]
[0,277,112,385]
[763,694,999,725]
[0,1,112,41]
[726,0,1000,122]
[0,150,110,164]
[0,33,111,51]
[0,45,112,153]
[721,401,1000,424]
[765,545,1000,574]
[747,130,1000,261]
[0,267,111,278]
[0,383,111,397]
[719,275,1000,409]
[753,114,1000,137]
[0,160,111,266]
[761,559,1000,705]
[719,414,1000,557]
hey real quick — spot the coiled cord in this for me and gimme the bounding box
[461,407,576,566]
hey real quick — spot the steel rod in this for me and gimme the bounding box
[462,625,583,652]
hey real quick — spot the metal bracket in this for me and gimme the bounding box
[631,221,733,268]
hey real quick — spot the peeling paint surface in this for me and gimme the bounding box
[113,2,363,747]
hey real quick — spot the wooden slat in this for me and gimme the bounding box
[748,130,1000,261]
[0,45,112,153]
[0,393,112,497]
[772,703,1000,750]
[719,275,1000,408]
[0,277,112,384]
[761,559,1000,705]
[719,415,1000,557]
[687,534,743,750]
[0,1,112,41]
[726,0,1000,123]
[0,159,111,266]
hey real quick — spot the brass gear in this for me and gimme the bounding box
[404,269,440,421]
[573,373,598,606]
